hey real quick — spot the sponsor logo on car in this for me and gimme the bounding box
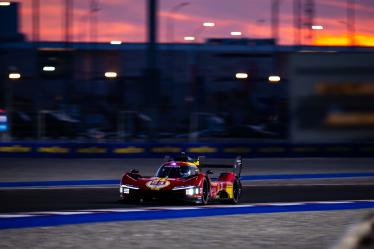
[146,178,170,190]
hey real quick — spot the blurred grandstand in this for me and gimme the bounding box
[1,1,374,143]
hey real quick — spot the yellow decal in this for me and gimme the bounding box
[0,145,31,153]
[146,178,170,190]
[113,146,145,154]
[77,147,107,153]
[226,183,234,199]
[188,146,217,153]
[37,146,69,154]
[151,147,181,153]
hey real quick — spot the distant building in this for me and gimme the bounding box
[0,41,287,110]
[0,2,24,43]
[0,41,288,138]
[289,52,374,143]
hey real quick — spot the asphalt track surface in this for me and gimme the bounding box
[2,184,374,213]
[1,159,374,249]
[1,158,374,213]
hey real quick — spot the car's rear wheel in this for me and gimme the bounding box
[229,179,241,204]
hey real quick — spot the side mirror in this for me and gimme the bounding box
[130,169,139,174]
[206,170,213,175]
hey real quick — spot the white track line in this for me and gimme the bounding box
[264,202,304,206]
[83,209,147,213]
[311,201,353,204]
[1,200,373,219]
[35,211,93,215]
[0,214,38,218]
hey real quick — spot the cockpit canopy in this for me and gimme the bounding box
[155,163,199,178]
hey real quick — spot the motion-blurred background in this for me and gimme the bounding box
[0,0,373,144]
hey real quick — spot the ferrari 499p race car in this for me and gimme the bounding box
[120,153,242,204]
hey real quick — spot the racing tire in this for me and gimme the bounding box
[201,178,209,205]
[229,178,241,204]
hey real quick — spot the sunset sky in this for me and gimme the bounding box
[16,0,374,46]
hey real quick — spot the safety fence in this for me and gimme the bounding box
[0,142,373,158]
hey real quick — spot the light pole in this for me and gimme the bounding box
[166,2,190,44]
[145,0,160,141]
[63,0,74,44]
[271,0,280,44]
[194,22,215,43]
[183,22,215,43]
[32,0,40,43]
[89,0,99,81]
[311,25,323,45]
[293,0,302,46]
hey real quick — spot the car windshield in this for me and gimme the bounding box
[155,165,198,178]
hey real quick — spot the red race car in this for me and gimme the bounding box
[120,153,242,205]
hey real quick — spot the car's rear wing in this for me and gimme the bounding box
[198,156,243,177]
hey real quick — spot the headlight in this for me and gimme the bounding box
[173,186,199,195]
[120,187,130,194]
[172,185,195,191]
[186,187,200,196]
[121,184,140,189]
[120,184,139,194]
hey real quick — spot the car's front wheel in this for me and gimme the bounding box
[201,179,209,205]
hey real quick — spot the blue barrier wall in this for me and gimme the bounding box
[0,142,373,158]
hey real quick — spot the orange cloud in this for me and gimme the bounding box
[96,22,144,41]
[314,34,374,46]
[159,11,198,22]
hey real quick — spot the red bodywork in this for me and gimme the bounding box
[120,160,241,204]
